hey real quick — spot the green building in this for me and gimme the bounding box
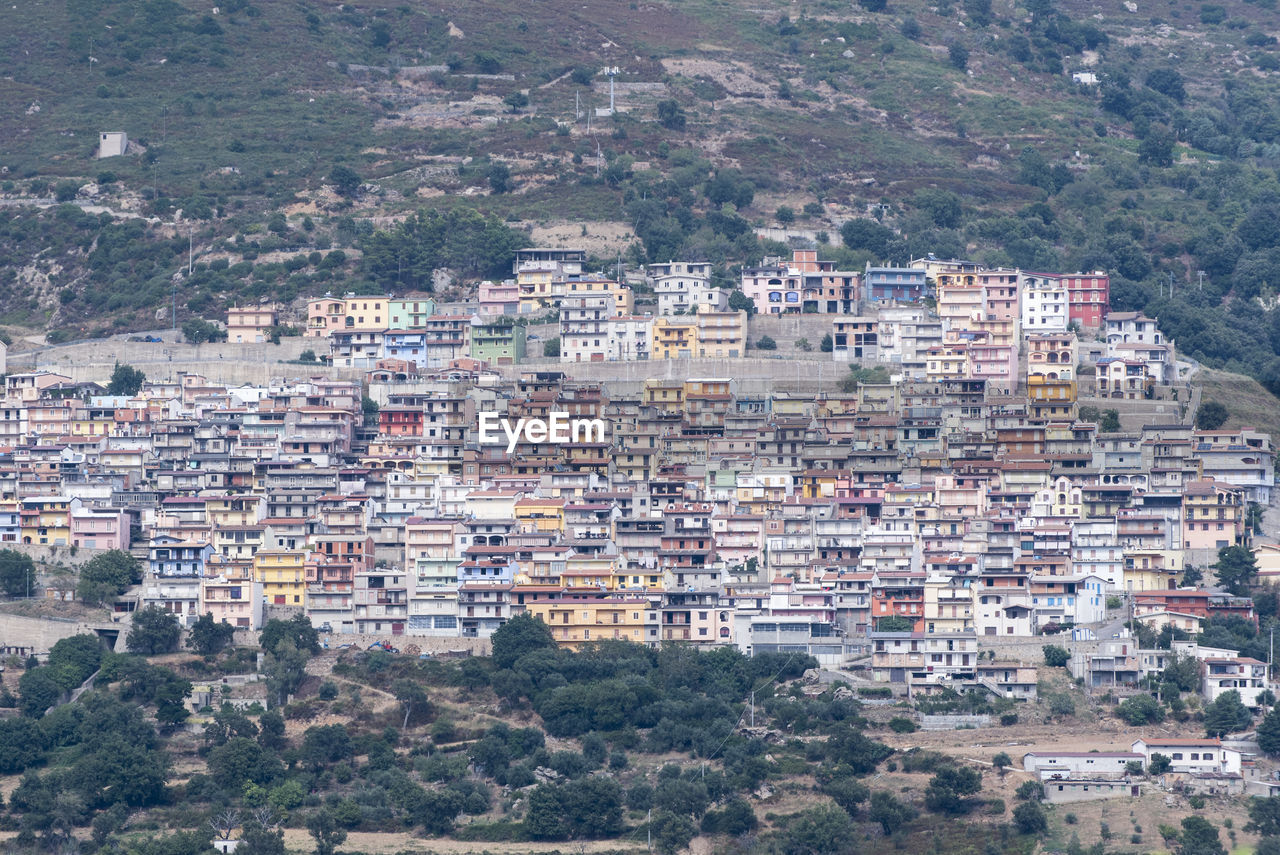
[469,319,526,365]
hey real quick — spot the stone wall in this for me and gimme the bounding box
[919,713,992,730]
[0,611,126,655]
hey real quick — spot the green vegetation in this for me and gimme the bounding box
[0,548,36,598]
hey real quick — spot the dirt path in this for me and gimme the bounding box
[280,828,646,853]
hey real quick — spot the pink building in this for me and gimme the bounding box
[478,281,520,315]
[306,297,347,338]
[979,269,1020,322]
[70,507,130,550]
[200,575,264,629]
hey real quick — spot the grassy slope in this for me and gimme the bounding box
[1,0,1280,334]
[1195,368,1280,444]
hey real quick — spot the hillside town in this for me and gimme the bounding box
[1,247,1273,675]
[2,239,1280,846]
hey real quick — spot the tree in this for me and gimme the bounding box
[306,809,347,855]
[1149,752,1172,774]
[993,752,1013,775]
[502,92,529,113]
[651,810,696,854]
[182,318,227,344]
[188,612,236,656]
[1204,690,1253,737]
[755,336,777,351]
[491,613,556,669]
[329,165,361,198]
[656,99,687,131]
[840,219,894,256]
[1013,800,1048,835]
[727,289,756,315]
[948,43,970,70]
[869,790,917,835]
[1179,815,1226,855]
[1248,794,1280,836]
[299,349,317,364]
[77,550,141,604]
[820,333,833,352]
[392,679,429,728]
[260,614,321,655]
[1259,706,1280,756]
[1116,694,1165,725]
[542,337,561,358]
[1042,645,1070,667]
[1139,126,1176,167]
[19,668,62,717]
[488,162,511,194]
[0,549,36,598]
[776,205,795,224]
[47,634,104,690]
[924,765,983,814]
[0,717,46,772]
[1215,545,1258,595]
[785,803,855,853]
[265,638,310,708]
[1196,401,1230,430]
[127,606,180,655]
[107,363,146,396]
[1099,409,1122,431]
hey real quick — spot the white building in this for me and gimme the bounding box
[559,294,613,363]
[1020,273,1068,333]
[607,316,653,361]
[654,273,726,316]
[1203,657,1269,707]
[1022,751,1142,779]
[1131,738,1241,775]
[98,131,128,159]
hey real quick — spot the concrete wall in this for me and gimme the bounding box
[0,611,125,655]
[9,337,361,386]
[498,357,846,395]
[920,713,992,730]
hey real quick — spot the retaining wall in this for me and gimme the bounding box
[920,714,992,730]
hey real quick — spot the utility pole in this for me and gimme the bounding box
[1197,270,1206,292]
[188,227,194,276]
[647,809,652,852]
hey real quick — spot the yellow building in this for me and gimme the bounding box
[526,597,651,648]
[517,269,557,313]
[206,495,263,527]
[563,278,633,316]
[642,379,686,413]
[514,497,566,534]
[925,343,969,381]
[254,550,307,607]
[21,496,72,546]
[652,318,699,359]
[694,310,747,358]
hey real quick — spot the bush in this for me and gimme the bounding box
[1013,801,1048,834]
[888,716,918,733]
[999,713,1019,726]
[1015,780,1041,801]
[1042,645,1070,667]
[755,336,777,351]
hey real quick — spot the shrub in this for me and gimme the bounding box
[888,716,917,733]
[755,336,777,351]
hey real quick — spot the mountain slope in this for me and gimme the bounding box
[3,0,1280,377]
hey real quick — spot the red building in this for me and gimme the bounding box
[1065,272,1110,329]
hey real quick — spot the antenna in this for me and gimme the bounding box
[596,141,602,179]
[601,66,620,115]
